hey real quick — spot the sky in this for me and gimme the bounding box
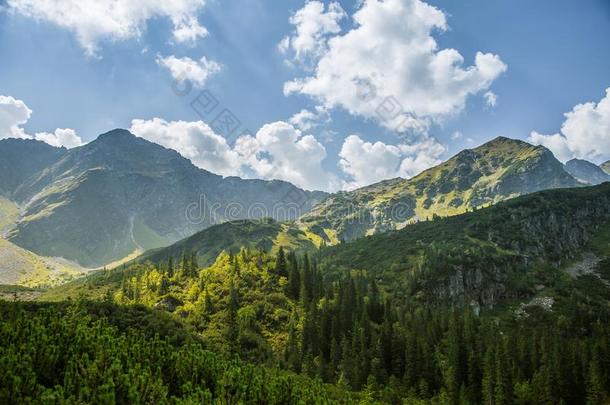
[0,0,609,191]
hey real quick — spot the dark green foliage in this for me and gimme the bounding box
[0,301,335,404]
[18,183,610,403]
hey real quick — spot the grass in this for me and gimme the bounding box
[0,237,87,288]
[0,196,19,234]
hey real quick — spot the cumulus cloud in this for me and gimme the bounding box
[279,1,346,66]
[130,118,240,176]
[0,95,82,148]
[34,128,83,148]
[284,0,506,132]
[529,88,610,163]
[288,106,330,131]
[0,95,31,139]
[235,121,338,191]
[7,0,208,55]
[338,134,445,189]
[172,16,208,45]
[156,55,220,88]
[130,118,336,190]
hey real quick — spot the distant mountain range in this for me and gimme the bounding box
[564,158,610,185]
[1,130,608,272]
[49,182,610,309]
[602,160,610,175]
[0,130,326,267]
[300,137,585,242]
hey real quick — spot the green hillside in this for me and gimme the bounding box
[320,183,610,307]
[602,160,610,175]
[301,137,580,242]
[35,184,610,403]
[0,196,19,234]
[137,218,320,266]
[0,237,87,288]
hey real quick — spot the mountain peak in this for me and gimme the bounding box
[479,136,536,149]
[95,128,136,142]
[565,158,610,185]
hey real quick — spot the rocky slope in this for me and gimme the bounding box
[4,129,327,267]
[301,137,581,242]
[564,158,610,185]
[602,160,610,175]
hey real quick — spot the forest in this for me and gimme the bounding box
[2,185,610,403]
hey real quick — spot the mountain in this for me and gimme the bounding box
[37,183,610,404]
[300,136,581,242]
[602,160,610,175]
[0,139,66,199]
[3,129,327,267]
[564,158,610,185]
[138,218,318,266]
[320,182,610,306]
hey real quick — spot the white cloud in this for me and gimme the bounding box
[529,88,610,163]
[288,106,330,131]
[484,91,498,107]
[34,128,83,148]
[156,55,220,88]
[172,16,208,45]
[284,0,506,132]
[130,118,240,176]
[8,0,208,55]
[338,134,445,189]
[0,95,82,148]
[0,95,31,139]
[130,118,337,191]
[280,1,346,66]
[234,121,337,191]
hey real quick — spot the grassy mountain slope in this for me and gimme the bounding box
[301,136,580,242]
[320,183,610,306]
[5,129,327,267]
[602,160,610,174]
[565,158,610,185]
[0,237,87,287]
[0,196,19,235]
[134,218,320,266]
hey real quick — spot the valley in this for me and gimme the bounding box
[1,133,609,404]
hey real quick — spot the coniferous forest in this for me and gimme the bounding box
[3,1,610,403]
[2,184,610,403]
[2,247,607,403]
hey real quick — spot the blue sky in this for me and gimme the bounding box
[1,0,609,191]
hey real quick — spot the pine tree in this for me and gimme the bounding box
[226,280,240,355]
[274,247,288,277]
[167,256,174,278]
[586,360,605,405]
[159,274,169,295]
